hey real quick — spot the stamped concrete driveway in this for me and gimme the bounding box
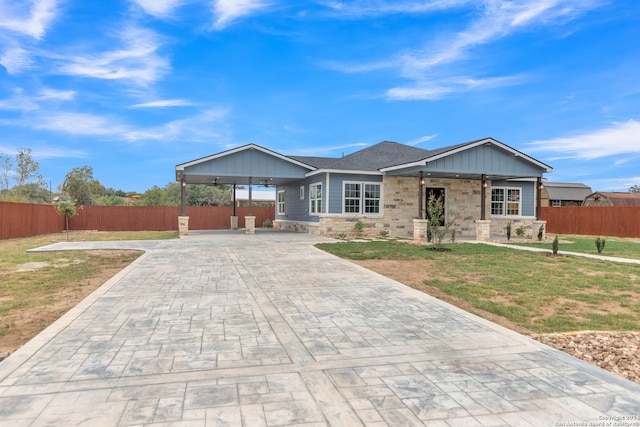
[1,230,639,426]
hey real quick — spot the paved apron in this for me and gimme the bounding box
[1,230,639,426]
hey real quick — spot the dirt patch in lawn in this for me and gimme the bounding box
[0,250,140,356]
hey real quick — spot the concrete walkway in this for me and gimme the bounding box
[1,230,639,426]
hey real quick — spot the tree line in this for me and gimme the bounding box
[0,149,235,207]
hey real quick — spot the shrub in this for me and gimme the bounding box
[552,235,559,255]
[595,237,606,254]
[537,224,544,241]
[515,225,526,237]
[506,222,512,241]
[354,220,364,236]
[262,218,273,228]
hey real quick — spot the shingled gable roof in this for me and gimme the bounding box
[290,141,432,172]
[379,137,552,173]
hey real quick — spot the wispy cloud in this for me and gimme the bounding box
[319,0,472,17]
[526,119,640,160]
[54,26,170,85]
[0,87,76,111]
[387,75,527,100]
[406,134,437,146]
[291,142,368,156]
[0,47,33,74]
[123,108,229,141]
[326,0,601,99]
[130,0,183,18]
[129,99,195,108]
[212,0,272,30]
[0,0,59,40]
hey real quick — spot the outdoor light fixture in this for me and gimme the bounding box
[483,181,488,188]
[420,178,425,185]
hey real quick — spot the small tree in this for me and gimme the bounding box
[506,222,512,241]
[595,237,606,254]
[552,235,559,255]
[537,224,544,241]
[425,193,455,247]
[55,201,77,240]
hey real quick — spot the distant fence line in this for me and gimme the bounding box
[0,202,276,240]
[2,202,639,240]
[541,206,640,238]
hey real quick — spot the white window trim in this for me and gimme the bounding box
[277,190,286,215]
[309,182,322,216]
[342,181,383,216]
[491,186,522,217]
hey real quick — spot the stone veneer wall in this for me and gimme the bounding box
[305,176,488,239]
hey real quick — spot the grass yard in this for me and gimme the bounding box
[507,235,640,259]
[0,231,178,353]
[316,238,640,334]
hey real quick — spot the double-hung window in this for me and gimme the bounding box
[343,182,381,214]
[491,187,521,216]
[309,183,322,215]
[277,190,285,215]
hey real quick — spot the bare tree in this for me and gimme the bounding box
[0,153,12,192]
[14,148,44,194]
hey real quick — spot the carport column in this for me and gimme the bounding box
[179,176,189,236]
[231,184,238,229]
[413,219,428,241]
[475,220,491,241]
[245,216,256,234]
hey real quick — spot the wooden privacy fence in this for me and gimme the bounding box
[0,202,64,240]
[1,202,276,240]
[542,206,640,238]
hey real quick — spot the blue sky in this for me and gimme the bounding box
[1,0,639,194]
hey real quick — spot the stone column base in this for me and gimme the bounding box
[245,216,256,234]
[178,216,189,236]
[230,216,238,230]
[413,219,428,241]
[475,220,491,241]
[532,220,547,241]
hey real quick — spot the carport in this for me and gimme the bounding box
[175,144,315,234]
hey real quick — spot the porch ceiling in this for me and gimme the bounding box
[177,173,301,187]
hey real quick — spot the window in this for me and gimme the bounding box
[309,183,322,215]
[343,182,381,214]
[552,200,562,207]
[491,187,521,216]
[277,190,285,215]
[364,184,380,213]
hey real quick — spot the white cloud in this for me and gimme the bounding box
[55,26,169,85]
[326,0,601,98]
[526,119,640,160]
[320,0,472,17]
[0,47,33,73]
[212,0,271,30]
[29,112,132,136]
[406,134,437,146]
[130,99,194,108]
[131,0,183,18]
[387,75,526,100]
[0,0,59,40]
[123,108,230,141]
[0,87,75,111]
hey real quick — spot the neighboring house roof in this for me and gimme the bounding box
[544,182,592,201]
[233,189,276,201]
[584,192,640,206]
